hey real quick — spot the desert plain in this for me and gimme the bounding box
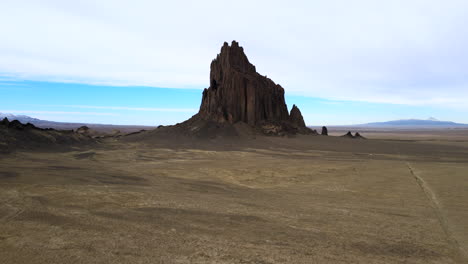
[0,129,468,264]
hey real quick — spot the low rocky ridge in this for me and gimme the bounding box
[341,131,366,139]
[146,41,315,138]
[0,118,94,153]
[354,132,366,139]
[75,125,123,138]
[342,131,354,138]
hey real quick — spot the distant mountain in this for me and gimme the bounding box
[0,113,156,133]
[0,113,82,128]
[0,113,42,124]
[357,118,468,127]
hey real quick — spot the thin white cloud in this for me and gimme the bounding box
[0,110,118,116]
[38,105,197,112]
[1,0,468,108]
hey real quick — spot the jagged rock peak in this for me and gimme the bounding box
[212,40,256,75]
[289,104,306,127]
[176,41,316,137]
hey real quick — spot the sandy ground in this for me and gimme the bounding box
[0,130,468,263]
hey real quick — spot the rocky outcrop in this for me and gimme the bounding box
[342,131,354,138]
[189,41,311,136]
[76,126,90,134]
[354,132,365,139]
[1,118,9,126]
[0,118,40,131]
[198,41,290,126]
[289,105,306,128]
[321,126,328,136]
[341,131,365,139]
[0,118,92,153]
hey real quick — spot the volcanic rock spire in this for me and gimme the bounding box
[198,41,299,127]
[289,105,306,128]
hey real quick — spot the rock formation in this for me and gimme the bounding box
[1,117,9,126]
[341,131,365,139]
[186,41,312,136]
[321,126,328,136]
[342,131,354,138]
[0,118,39,131]
[289,105,306,128]
[76,126,90,134]
[0,118,91,153]
[354,132,365,139]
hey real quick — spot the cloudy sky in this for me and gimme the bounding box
[1,0,468,125]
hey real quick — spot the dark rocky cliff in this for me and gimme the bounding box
[199,41,291,126]
[166,41,313,137]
